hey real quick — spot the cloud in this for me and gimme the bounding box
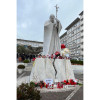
[17,0,83,41]
[21,23,27,28]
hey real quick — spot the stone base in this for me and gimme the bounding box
[30,58,75,82]
[17,76,79,92]
[36,85,79,93]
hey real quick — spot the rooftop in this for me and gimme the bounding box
[17,39,43,43]
[79,11,83,15]
[60,32,67,39]
[65,17,80,30]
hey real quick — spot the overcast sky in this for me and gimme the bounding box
[17,0,83,42]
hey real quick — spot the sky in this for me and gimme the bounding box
[17,0,83,42]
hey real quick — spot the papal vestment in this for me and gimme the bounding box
[43,20,62,55]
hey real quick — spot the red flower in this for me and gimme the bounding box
[32,58,36,61]
[73,82,77,85]
[64,80,66,83]
[61,44,66,49]
[46,84,48,88]
[67,82,70,85]
[52,84,54,89]
[38,56,41,58]
[57,84,59,88]
[59,56,63,59]
[40,86,42,88]
[51,54,54,59]
[55,51,60,56]
[61,84,63,88]
[69,79,74,85]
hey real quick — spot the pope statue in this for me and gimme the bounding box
[29,15,76,83]
[43,14,62,55]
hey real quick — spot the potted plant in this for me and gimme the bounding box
[17,65,25,74]
[17,83,41,100]
[23,59,29,67]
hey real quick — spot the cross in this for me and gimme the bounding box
[54,4,59,19]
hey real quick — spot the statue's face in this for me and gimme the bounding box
[50,15,55,23]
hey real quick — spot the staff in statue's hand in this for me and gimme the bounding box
[54,18,59,27]
[54,18,60,33]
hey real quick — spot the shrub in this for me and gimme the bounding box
[17,65,25,69]
[23,59,29,63]
[71,60,83,65]
[17,83,41,100]
[30,81,39,87]
[30,81,45,88]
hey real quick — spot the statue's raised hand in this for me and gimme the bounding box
[55,18,60,23]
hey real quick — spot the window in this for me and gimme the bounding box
[72,36,74,40]
[21,42,24,44]
[74,30,76,34]
[77,21,80,26]
[67,30,69,34]
[72,27,74,31]
[77,38,81,43]
[78,27,80,32]
[75,34,77,39]
[68,29,70,33]
[72,32,74,36]
[72,36,73,41]
[70,28,73,32]
[73,35,76,40]
[77,32,81,38]
[75,39,77,44]
[77,44,80,48]
[81,18,83,21]
[81,30,83,33]
[74,24,77,27]
[70,37,72,42]
[69,38,71,42]
[81,24,83,27]
[77,39,79,43]
[69,33,71,37]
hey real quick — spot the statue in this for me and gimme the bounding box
[43,5,62,55]
[29,5,75,84]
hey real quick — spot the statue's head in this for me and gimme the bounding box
[49,14,55,23]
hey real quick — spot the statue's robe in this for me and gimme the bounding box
[43,20,62,55]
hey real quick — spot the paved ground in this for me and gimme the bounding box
[70,86,83,100]
[74,74,83,81]
[17,63,33,78]
[17,71,31,78]
[17,63,83,100]
[40,74,83,100]
[40,91,73,100]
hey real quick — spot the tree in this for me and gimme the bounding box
[17,45,26,54]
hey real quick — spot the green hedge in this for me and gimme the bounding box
[71,60,83,65]
[23,59,29,63]
[17,65,25,69]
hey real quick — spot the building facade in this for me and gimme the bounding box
[17,39,43,54]
[60,11,83,60]
[17,39,43,47]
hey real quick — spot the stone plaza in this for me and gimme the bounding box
[17,62,83,100]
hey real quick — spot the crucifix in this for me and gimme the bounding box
[54,4,59,20]
[54,4,59,34]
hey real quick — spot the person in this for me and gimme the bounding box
[21,54,25,61]
[29,54,32,62]
[43,14,62,56]
[32,54,35,58]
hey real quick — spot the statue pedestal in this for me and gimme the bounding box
[30,58,75,83]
